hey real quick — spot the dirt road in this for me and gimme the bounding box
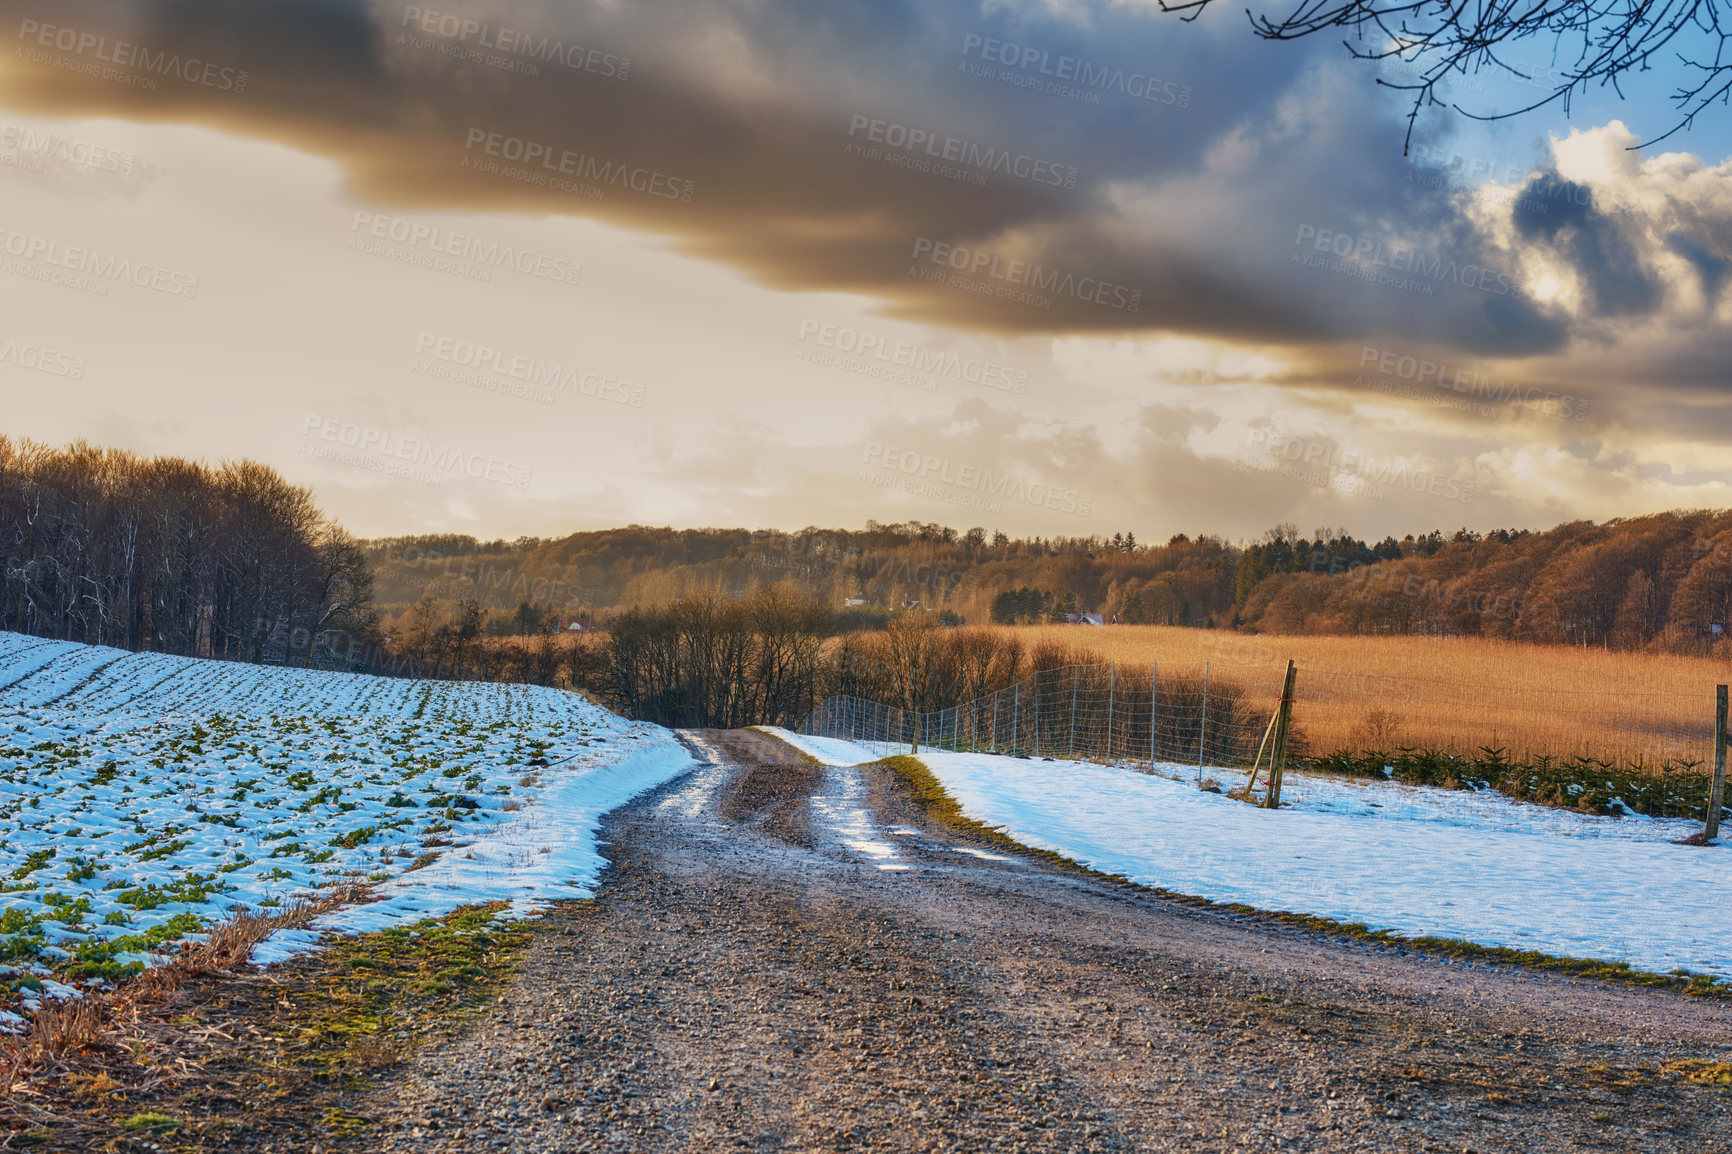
[360,729,1732,1152]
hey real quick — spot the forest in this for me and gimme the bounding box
[369,513,1732,655]
[0,438,376,666]
[5,437,1730,698]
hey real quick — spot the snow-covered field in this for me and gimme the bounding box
[0,633,693,1019]
[766,728,1732,980]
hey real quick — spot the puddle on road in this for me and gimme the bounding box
[663,732,732,819]
[810,763,912,871]
[818,787,1025,869]
[950,846,1017,862]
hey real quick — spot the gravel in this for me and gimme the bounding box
[360,729,1732,1152]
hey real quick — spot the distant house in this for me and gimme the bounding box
[843,597,867,608]
[1064,612,1106,626]
[557,618,591,633]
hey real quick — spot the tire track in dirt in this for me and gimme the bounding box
[354,729,1732,1153]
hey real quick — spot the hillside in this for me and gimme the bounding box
[365,510,1732,655]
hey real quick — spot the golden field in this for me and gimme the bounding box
[996,625,1730,768]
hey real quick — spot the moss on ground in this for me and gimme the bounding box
[5,902,544,1151]
[274,902,534,1077]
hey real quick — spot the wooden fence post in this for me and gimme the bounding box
[1707,684,1728,842]
[1264,660,1299,809]
[1106,663,1116,762]
[1032,669,1040,756]
[1196,661,1209,773]
[1070,666,1079,756]
[1150,661,1159,769]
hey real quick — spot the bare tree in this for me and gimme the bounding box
[0,438,375,665]
[1164,0,1732,146]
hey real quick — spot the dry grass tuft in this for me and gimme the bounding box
[0,886,373,1107]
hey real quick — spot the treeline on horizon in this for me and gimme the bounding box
[368,511,1732,655]
[4,436,1730,674]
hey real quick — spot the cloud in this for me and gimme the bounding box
[0,0,1561,345]
[1,0,1727,433]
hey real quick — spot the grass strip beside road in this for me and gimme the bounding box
[1,900,541,1151]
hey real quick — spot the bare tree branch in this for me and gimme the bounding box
[1160,0,1732,149]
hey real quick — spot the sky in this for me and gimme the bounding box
[0,0,1728,543]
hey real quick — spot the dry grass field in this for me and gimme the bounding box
[997,625,1729,769]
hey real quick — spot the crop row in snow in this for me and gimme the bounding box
[0,633,692,1025]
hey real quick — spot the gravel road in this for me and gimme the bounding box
[362,729,1732,1153]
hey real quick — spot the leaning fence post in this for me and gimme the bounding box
[1149,661,1159,769]
[1197,660,1210,772]
[1707,684,1728,841]
[1265,660,1299,809]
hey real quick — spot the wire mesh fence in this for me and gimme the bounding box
[796,648,1732,821]
[799,654,1726,775]
[1179,638,1721,772]
[796,661,1290,772]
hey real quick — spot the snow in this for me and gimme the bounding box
[0,632,694,1009]
[763,728,1732,979]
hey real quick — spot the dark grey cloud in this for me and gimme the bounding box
[1515,174,1660,316]
[0,0,1713,366]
